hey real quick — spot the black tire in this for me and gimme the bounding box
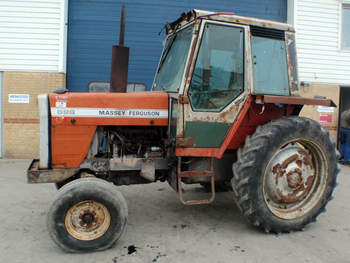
[55,182,66,190]
[47,178,128,252]
[232,116,339,233]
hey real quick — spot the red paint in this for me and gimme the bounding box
[176,97,253,158]
[50,92,169,127]
[51,125,96,168]
[176,96,295,158]
[217,96,253,158]
[175,147,218,157]
[224,102,294,153]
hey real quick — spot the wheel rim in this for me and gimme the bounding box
[65,200,111,241]
[263,139,328,220]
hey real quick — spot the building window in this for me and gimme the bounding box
[342,4,350,49]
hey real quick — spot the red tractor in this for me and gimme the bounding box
[28,9,339,252]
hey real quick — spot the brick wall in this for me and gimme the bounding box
[3,72,65,158]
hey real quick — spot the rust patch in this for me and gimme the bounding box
[303,155,313,169]
[176,137,195,147]
[272,163,282,175]
[27,159,79,183]
[281,154,298,169]
[263,95,336,107]
[272,163,285,184]
[177,157,215,205]
[297,150,314,169]
[305,175,314,189]
[277,175,314,204]
[179,95,190,104]
[296,159,302,168]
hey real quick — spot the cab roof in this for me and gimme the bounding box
[165,9,294,35]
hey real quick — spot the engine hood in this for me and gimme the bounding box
[49,91,169,126]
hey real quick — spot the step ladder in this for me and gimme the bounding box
[177,157,216,205]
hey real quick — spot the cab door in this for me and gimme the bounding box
[176,21,250,155]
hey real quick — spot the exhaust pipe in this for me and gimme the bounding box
[110,5,129,93]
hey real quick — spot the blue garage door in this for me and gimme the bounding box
[67,0,287,92]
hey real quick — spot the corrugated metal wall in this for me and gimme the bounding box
[0,72,3,158]
[67,0,287,92]
[295,0,350,85]
[0,0,64,72]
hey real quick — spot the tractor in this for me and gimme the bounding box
[28,9,339,252]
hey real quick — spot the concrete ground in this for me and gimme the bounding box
[0,159,349,263]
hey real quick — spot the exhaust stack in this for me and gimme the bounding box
[110,5,129,93]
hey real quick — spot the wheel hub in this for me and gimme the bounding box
[65,200,111,241]
[264,142,322,216]
[286,169,303,189]
[80,212,94,226]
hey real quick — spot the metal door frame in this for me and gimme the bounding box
[177,20,250,147]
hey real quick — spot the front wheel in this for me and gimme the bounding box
[47,178,128,252]
[232,116,339,232]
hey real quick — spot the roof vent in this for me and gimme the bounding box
[250,26,285,40]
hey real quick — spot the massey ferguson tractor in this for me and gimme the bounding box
[28,9,339,252]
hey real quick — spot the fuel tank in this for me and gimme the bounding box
[49,91,169,168]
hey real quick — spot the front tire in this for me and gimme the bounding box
[232,116,339,232]
[47,178,128,252]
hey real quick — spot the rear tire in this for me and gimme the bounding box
[232,116,339,232]
[47,178,128,252]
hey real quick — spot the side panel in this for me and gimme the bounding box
[51,125,96,168]
[184,122,231,147]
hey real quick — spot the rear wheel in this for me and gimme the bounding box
[232,116,339,232]
[47,178,128,252]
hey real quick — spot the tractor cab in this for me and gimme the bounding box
[152,10,298,152]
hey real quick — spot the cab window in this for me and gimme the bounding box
[188,23,244,111]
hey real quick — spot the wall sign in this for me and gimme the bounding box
[8,94,30,104]
[319,114,333,125]
[317,106,334,113]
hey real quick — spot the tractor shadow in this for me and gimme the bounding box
[118,182,258,236]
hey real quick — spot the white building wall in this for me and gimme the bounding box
[288,0,350,85]
[0,72,3,158]
[0,0,67,73]
[292,0,350,85]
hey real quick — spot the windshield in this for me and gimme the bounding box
[153,24,194,92]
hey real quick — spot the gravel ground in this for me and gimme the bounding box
[0,159,349,263]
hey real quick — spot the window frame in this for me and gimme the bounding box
[151,21,196,93]
[341,3,350,50]
[186,21,246,112]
